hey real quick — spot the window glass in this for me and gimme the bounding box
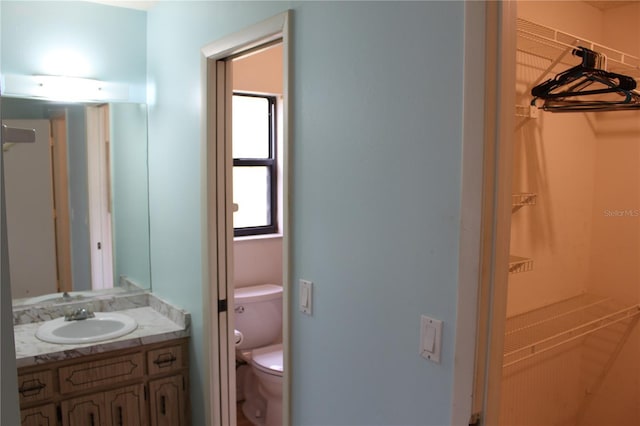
[233,166,270,229]
[232,96,269,158]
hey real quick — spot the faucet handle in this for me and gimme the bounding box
[64,306,95,321]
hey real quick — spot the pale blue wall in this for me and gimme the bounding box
[290,3,463,424]
[146,4,290,424]
[147,2,467,425]
[110,103,151,289]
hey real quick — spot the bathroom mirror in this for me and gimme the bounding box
[2,96,151,305]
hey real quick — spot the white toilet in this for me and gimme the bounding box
[234,284,283,426]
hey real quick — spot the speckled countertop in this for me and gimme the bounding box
[13,292,190,368]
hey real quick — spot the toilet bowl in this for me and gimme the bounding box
[234,284,283,426]
[251,343,283,426]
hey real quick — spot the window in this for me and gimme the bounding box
[232,93,277,236]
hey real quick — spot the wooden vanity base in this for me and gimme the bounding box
[17,338,190,426]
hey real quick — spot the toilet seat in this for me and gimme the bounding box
[251,343,283,377]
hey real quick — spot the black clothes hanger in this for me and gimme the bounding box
[531,46,640,112]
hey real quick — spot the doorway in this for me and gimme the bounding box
[231,42,284,426]
[201,11,291,426]
[476,2,640,425]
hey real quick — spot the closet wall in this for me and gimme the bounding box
[502,2,640,425]
[232,45,283,289]
[583,5,640,424]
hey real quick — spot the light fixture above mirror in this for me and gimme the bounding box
[2,74,130,103]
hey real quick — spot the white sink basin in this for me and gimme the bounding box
[36,312,137,344]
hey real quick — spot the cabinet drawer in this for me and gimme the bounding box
[147,345,184,376]
[18,370,54,405]
[59,352,144,394]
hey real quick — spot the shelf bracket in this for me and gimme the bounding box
[574,313,640,424]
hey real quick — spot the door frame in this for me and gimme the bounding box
[200,11,291,426]
[470,1,517,425]
[0,90,21,426]
[50,114,73,292]
[86,105,114,290]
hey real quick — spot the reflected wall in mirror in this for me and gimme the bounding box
[2,97,151,304]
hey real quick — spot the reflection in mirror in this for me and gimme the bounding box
[2,97,151,305]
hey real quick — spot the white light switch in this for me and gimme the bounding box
[299,279,313,315]
[420,315,442,363]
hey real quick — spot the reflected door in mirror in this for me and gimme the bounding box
[3,119,58,298]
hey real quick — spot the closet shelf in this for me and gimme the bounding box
[517,18,640,81]
[503,293,640,368]
[508,255,533,274]
[512,193,537,207]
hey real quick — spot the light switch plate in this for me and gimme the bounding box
[299,279,313,315]
[420,315,442,363]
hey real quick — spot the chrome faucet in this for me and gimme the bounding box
[64,307,95,321]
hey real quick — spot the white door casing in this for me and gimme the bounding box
[471,2,518,425]
[86,105,114,290]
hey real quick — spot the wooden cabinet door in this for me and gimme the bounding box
[61,393,105,426]
[104,384,147,426]
[20,404,57,426]
[149,375,185,426]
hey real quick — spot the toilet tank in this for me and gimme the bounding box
[234,284,282,350]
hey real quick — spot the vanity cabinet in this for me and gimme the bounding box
[18,338,189,426]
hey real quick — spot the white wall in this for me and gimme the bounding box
[3,120,58,299]
[583,4,640,425]
[509,0,603,317]
[233,44,283,94]
[147,2,472,425]
[233,237,283,288]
